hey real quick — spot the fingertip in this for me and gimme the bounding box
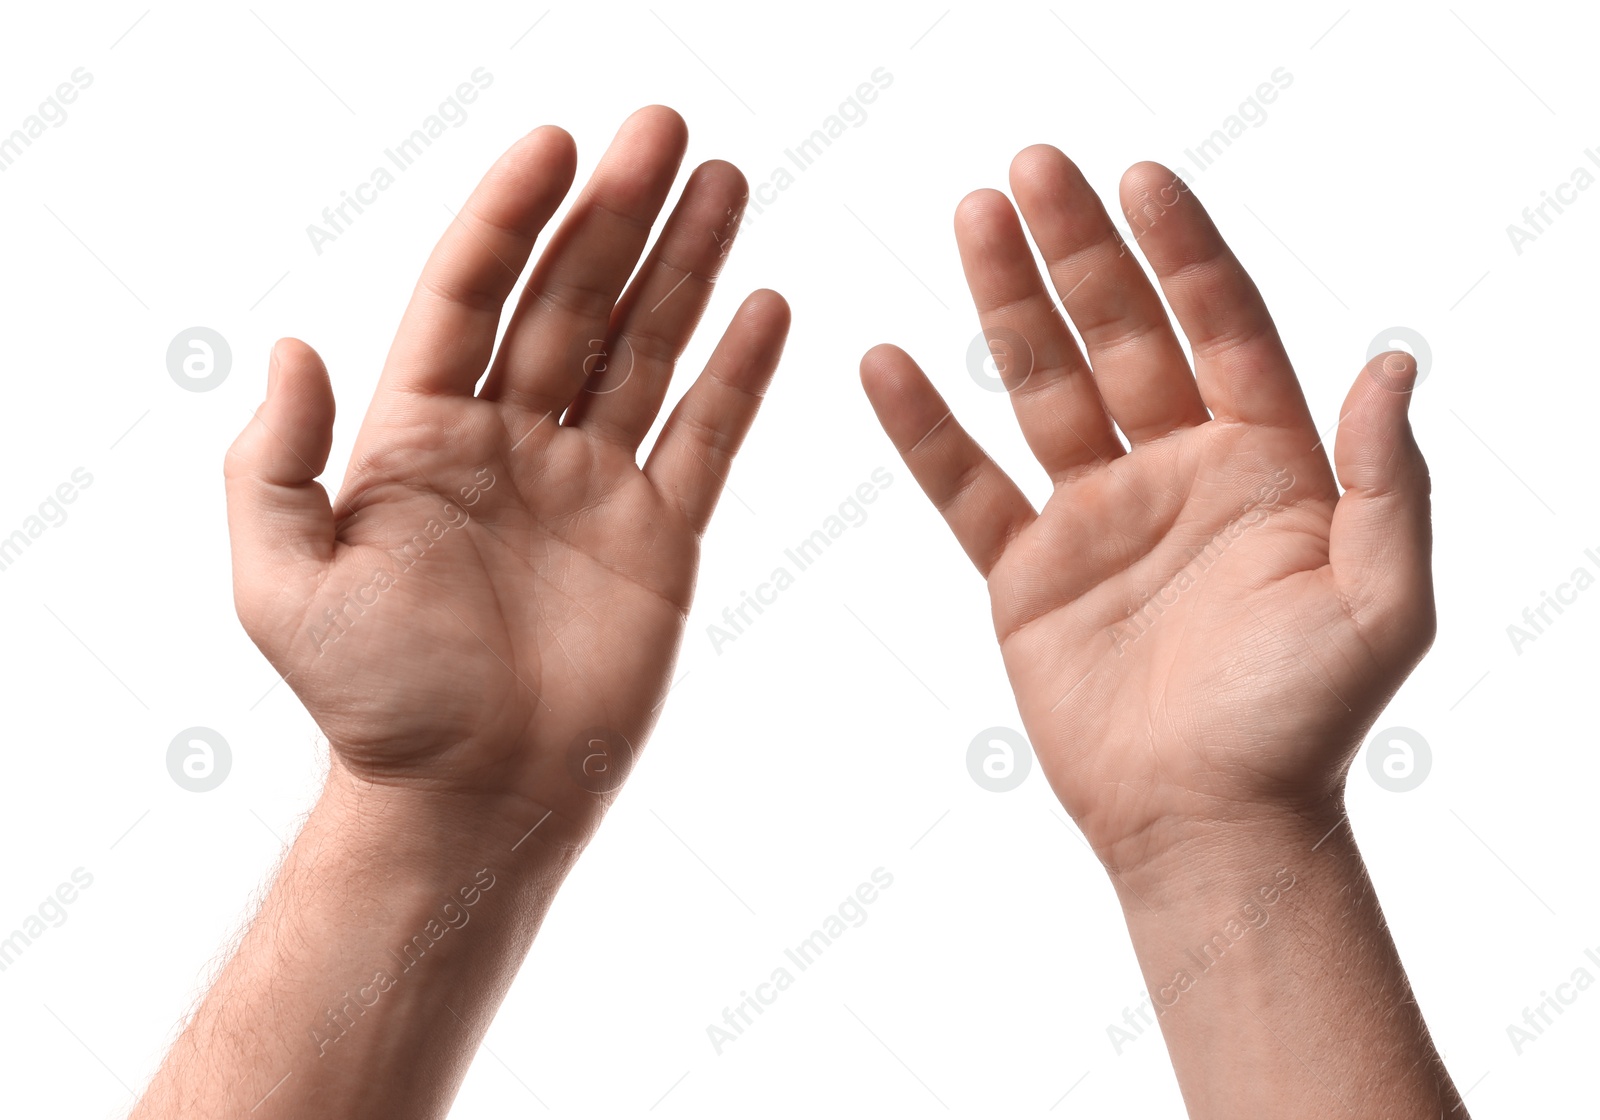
[1008,143,1072,194]
[1335,352,1429,489]
[273,335,318,363]
[268,337,334,423]
[1119,161,1191,224]
[522,123,577,161]
[674,159,753,268]
[860,346,943,436]
[859,342,912,388]
[444,130,578,288]
[228,337,335,488]
[954,187,1014,235]
[1120,160,1180,194]
[1361,349,1421,399]
[742,287,790,330]
[692,157,749,199]
[1012,141,1068,166]
[591,105,690,215]
[271,337,325,380]
[625,103,689,148]
[727,289,791,377]
[499,126,578,194]
[267,336,312,385]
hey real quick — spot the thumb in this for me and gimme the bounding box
[224,339,337,601]
[1328,350,1435,657]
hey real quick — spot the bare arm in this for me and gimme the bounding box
[131,771,575,1118]
[1111,806,1461,1116]
[131,105,788,1119]
[862,146,1462,1116]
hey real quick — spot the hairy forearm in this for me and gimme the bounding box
[130,761,582,1120]
[1107,800,1464,1119]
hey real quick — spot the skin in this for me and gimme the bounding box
[130,106,789,1119]
[127,109,1462,1116]
[861,147,1465,1117]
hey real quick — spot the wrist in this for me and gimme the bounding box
[1095,793,1352,910]
[164,757,588,1116]
[316,758,591,890]
[1093,790,1459,1117]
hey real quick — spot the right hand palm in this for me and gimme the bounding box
[225,109,790,830]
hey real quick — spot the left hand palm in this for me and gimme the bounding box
[863,148,1432,866]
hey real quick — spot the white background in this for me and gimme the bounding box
[1,2,1594,1116]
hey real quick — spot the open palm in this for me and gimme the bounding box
[863,149,1432,868]
[226,109,788,831]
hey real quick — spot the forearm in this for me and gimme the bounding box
[1108,799,1464,1119]
[131,760,581,1120]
